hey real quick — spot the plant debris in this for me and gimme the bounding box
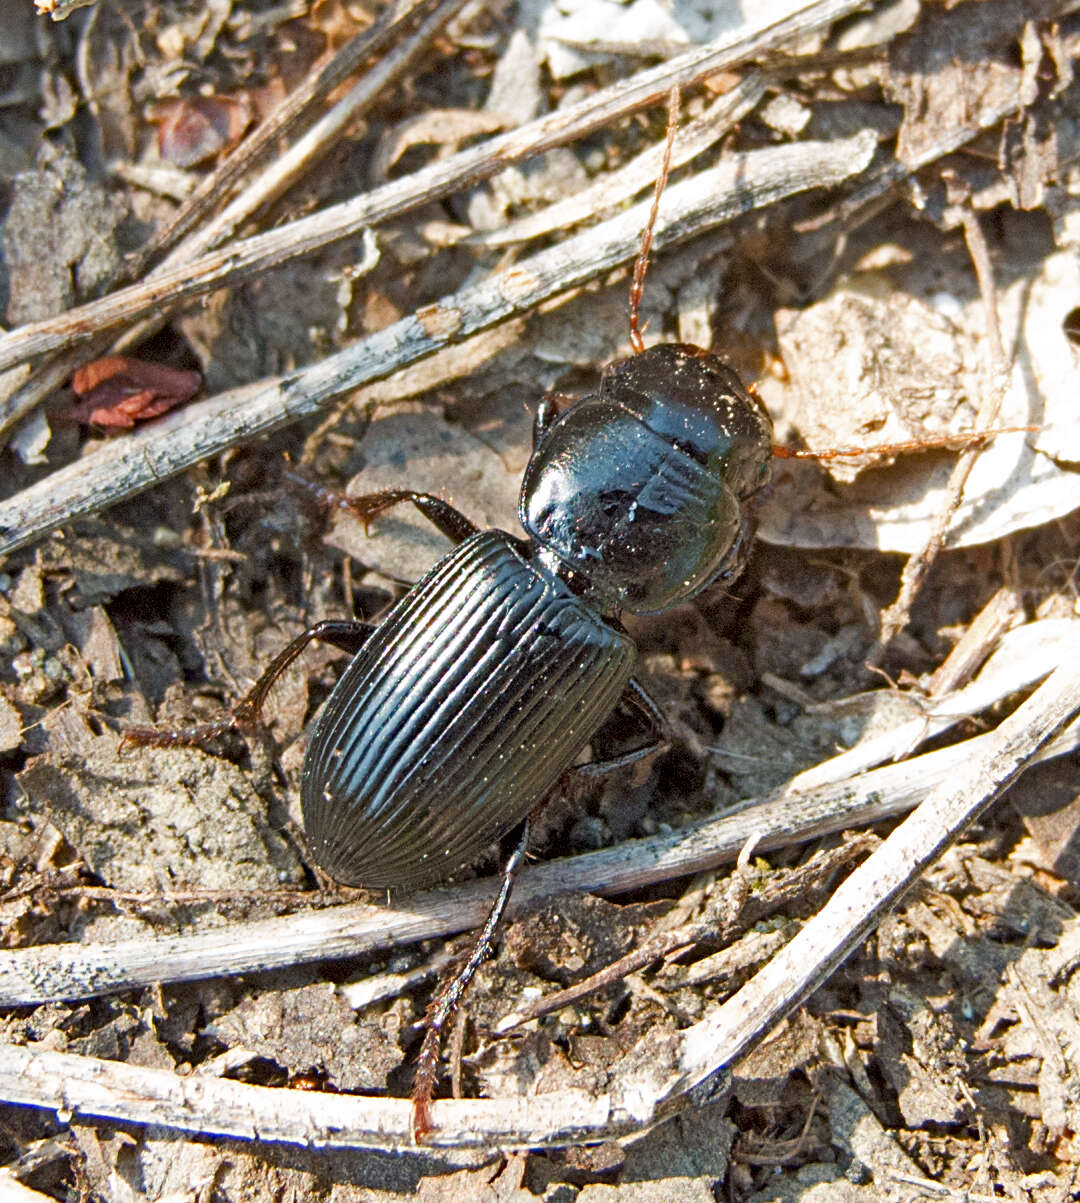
[0,0,1079,1198]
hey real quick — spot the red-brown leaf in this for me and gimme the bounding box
[71,356,201,429]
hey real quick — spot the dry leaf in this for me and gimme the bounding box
[70,356,201,429]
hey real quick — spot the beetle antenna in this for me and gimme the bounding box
[629,86,680,355]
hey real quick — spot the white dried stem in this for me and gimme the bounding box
[110,0,472,357]
[473,75,767,248]
[0,131,876,557]
[0,617,1074,1007]
[148,0,453,262]
[0,0,467,435]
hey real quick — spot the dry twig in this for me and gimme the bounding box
[876,204,1013,649]
[1,655,1076,1150]
[0,132,876,556]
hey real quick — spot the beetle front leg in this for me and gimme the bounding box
[123,618,375,749]
[411,817,531,1142]
[532,392,577,451]
[282,466,479,545]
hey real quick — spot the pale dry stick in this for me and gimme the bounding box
[0,661,1076,1151]
[0,619,1075,1008]
[782,616,1072,792]
[926,585,1023,698]
[474,42,882,253]
[663,655,1080,1112]
[884,1171,1001,1203]
[494,834,875,1035]
[876,206,1012,651]
[474,75,767,249]
[0,0,467,435]
[0,0,869,387]
[0,131,877,557]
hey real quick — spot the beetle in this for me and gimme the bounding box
[123,93,777,1135]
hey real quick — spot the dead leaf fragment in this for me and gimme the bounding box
[150,94,252,167]
[70,356,201,429]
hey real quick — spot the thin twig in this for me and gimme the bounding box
[494,834,874,1034]
[0,0,468,436]
[781,616,1071,792]
[144,0,452,264]
[665,656,1080,1108]
[0,132,877,557]
[472,74,766,249]
[113,0,472,356]
[0,617,1074,1007]
[926,585,1023,697]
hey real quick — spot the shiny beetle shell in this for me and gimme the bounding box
[301,529,636,889]
[521,345,773,614]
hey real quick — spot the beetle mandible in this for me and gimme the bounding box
[128,89,775,1136]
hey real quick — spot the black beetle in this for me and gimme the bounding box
[301,343,772,889]
[129,339,774,1131]
[127,92,775,1136]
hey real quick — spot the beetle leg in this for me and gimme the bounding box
[122,619,375,749]
[411,818,531,1142]
[340,489,479,544]
[282,466,478,544]
[704,516,755,590]
[574,676,671,777]
[532,393,579,451]
[532,398,558,449]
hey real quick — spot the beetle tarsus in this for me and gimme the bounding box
[341,489,479,544]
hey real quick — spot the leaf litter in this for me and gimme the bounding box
[0,0,1079,1199]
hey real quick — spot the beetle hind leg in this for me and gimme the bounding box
[122,618,375,750]
[411,818,531,1142]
